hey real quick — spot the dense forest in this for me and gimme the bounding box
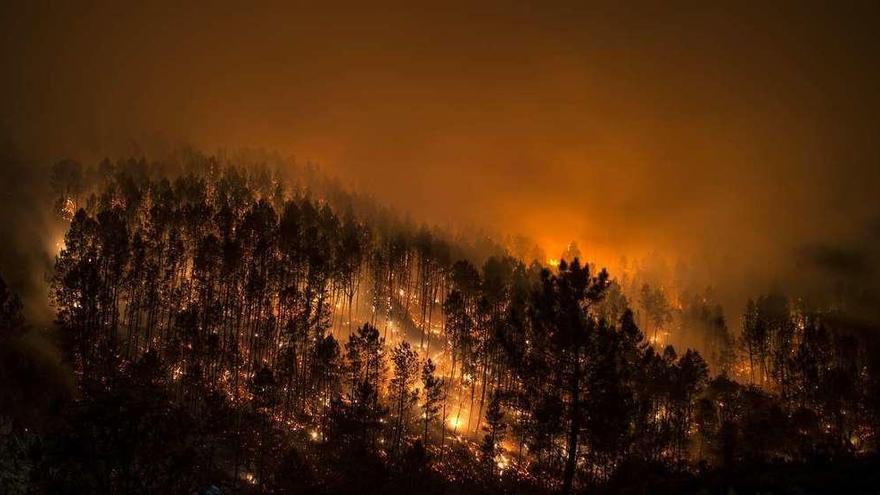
[1,154,879,494]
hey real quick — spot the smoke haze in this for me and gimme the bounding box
[2,1,879,321]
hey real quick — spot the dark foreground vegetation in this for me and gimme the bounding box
[1,154,879,494]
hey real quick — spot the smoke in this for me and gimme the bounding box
[1,2,879,326]
[0,147,65,325]
[791,218,880,325]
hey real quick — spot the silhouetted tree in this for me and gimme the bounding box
[389,341,419,459]
[421,358,445,447]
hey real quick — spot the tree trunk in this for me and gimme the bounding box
[562,349,581,495]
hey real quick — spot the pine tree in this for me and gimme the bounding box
[389,341,419,458]
[480,392,506,469]
[420,358,445,446]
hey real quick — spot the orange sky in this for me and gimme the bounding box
[2,1,879,310]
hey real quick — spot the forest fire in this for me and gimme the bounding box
[5,159,866,494]
[1,3,880,494]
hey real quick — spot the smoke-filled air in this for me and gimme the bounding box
[1,2,879,494]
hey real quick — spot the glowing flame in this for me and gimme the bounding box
[448,416,463,429]
[60,197,76,220]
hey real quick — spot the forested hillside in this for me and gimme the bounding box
[1,154,879,494]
